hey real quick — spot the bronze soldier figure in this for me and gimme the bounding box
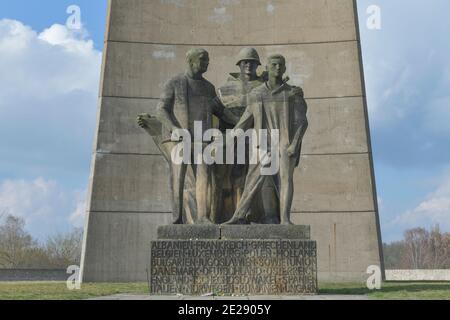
[213,48,279,223]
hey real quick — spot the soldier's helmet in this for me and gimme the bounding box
[235,47,261,66]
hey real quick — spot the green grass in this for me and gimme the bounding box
[320,282,450,300]
[0,282,149,300]
[0,281,449,300]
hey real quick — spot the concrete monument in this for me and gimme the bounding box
[140,49,317,294]
[81,0,384,284]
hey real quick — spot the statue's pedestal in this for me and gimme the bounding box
[157,224,311,240]
[149,225,318,295]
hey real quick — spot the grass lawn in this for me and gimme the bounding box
[0,281,449,300]
[0,282,149,300]
[320,282,450,300]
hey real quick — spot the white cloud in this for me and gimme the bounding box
[0,19,101,239]
[69,190,87,228]
[388,172,450,231]
[0,178,85,240]
[0,19,101,99]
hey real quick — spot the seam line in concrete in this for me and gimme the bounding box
[292,210,375,214]
[90,210,172,214]
[106,39,358,47]
[302,152,369,156]
[95,151,371,157]
[89,210,375,214]
[100,95,365,101]
[96,152,163,156]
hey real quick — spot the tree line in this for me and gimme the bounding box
[0,213,82,269]
[383,225,450,269]
[1,212,448,270]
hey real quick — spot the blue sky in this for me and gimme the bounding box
[358,0,450,241]
[0,1,106,49]
[0,0,448,243]
[0,0,107,239]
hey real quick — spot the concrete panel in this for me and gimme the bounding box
[292,211,381,282]
[102,41,362,99]
[97,97,161,155]
[0,269,67,282]
[292,154,375,213]
[82,211,171,282]
[158,225,221,239]
[109,0,357,45]
[96,96,368,155]
[220,225,310,240]
[89,152,374,214]
[385,270,450,281]
[302,97,368,154]
[89,153,171,212]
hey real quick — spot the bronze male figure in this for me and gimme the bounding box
[138,49,238,224]
[224,54,308,225]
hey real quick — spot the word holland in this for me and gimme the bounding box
[171,121,280,175]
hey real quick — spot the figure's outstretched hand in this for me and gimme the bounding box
[137,113,151,128]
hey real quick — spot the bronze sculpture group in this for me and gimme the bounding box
[137,48,308,225]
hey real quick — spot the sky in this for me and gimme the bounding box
[0,0,107,240]
[358,0,450,241]
[0,0,448,243]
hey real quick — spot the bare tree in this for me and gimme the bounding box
[427,225,450,269]
[44,228,83,268]
[0,215,36,268]
[402,228,429,269]
[444,233,450,269]
[0,213,84,269]
[393,225,450,269]
[0,207,9,222]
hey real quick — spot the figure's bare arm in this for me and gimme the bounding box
[287,97,308,157]
[287,120,308,157]
[156,81,181,132]
[212,97,240,125]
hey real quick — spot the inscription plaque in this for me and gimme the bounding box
[149,240,318,295]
